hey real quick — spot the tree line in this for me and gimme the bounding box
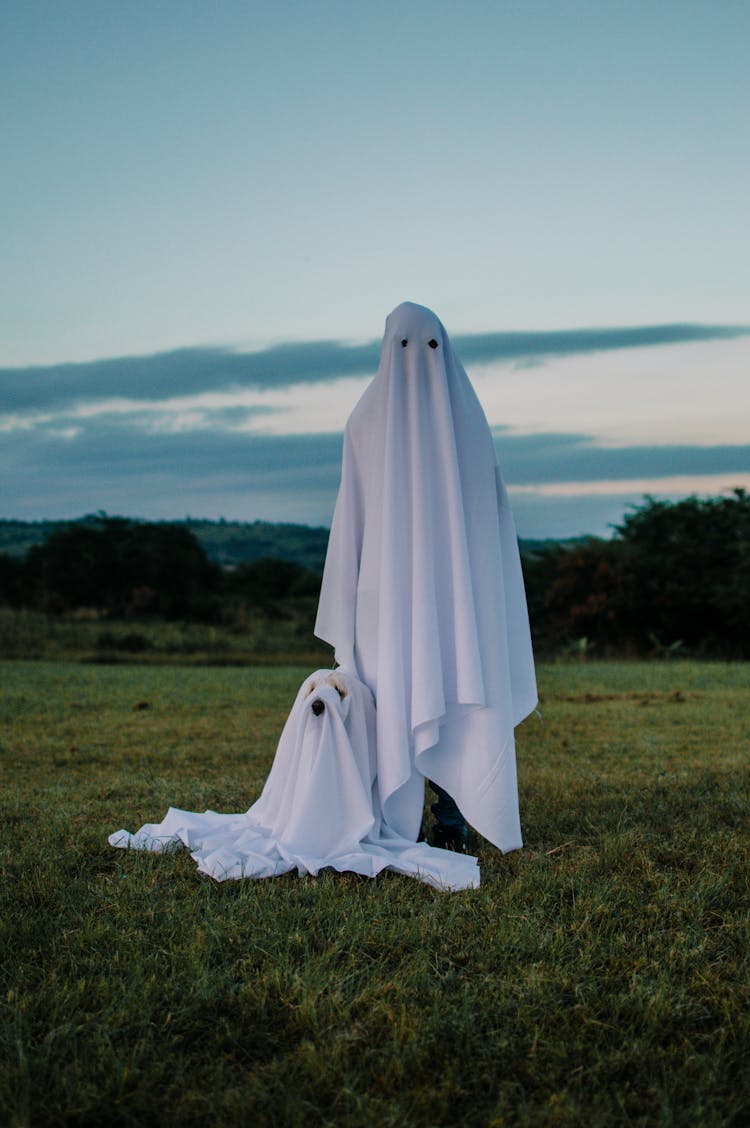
[1,492,748,658]
[0,517,320,624]
[523,490,749,658]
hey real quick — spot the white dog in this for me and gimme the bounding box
[110,668,479,890]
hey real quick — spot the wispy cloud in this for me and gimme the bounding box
[0,423,345,526]
[3,409,749,533]
[0,342,379,413]
[513,474,750,498]
[456,323,750,366]
[2,324,749,536]
[3,323,747,414]
[494,430,750,485]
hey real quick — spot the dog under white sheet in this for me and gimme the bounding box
[109,669,479,891]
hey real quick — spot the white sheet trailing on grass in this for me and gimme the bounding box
[109,670,479,891]
[315,302,538,851]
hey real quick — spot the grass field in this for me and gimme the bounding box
[0,607,333,667]
[1,660,748,1126]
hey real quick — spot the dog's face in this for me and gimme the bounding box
[305,672,349,718]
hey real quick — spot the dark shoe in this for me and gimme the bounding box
[429,824,469,853]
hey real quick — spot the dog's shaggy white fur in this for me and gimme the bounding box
[304,670,349,700]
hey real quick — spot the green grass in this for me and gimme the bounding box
[0,607,332,666]
[1,660,748,1126]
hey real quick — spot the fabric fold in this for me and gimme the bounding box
[315,302,537,851]
[110,669,479,892]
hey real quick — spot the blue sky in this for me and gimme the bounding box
[1,0,748,538]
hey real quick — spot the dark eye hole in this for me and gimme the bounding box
[428,338,439,349]
[401,338,408,347]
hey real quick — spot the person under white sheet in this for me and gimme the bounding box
[315,301,537,853]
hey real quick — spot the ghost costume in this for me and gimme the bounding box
[109,669,479,891]
[315,302,537,851]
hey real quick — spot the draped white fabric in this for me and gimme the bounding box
[110,302,535,889]
[315,302,537,851]
[109,670,479,892]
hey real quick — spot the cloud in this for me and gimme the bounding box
[456,323,750,368]
[3,324,749,536]
[0,342,380,414]
[493,430,750,485]
[3,419,343,479]
[493,430,750,537]
[2,322,748,414]
[0,421,345,525]
[3,406,750,536]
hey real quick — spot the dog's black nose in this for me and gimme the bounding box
[311,699,325,716]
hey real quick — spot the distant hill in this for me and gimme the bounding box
[0,516,588,572]
[0,519,74,560]
[184,518,331,571]
[0,516,331,573]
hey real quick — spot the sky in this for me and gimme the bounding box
[1,0,749,539]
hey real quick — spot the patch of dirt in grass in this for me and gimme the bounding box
[554,690,692,705]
